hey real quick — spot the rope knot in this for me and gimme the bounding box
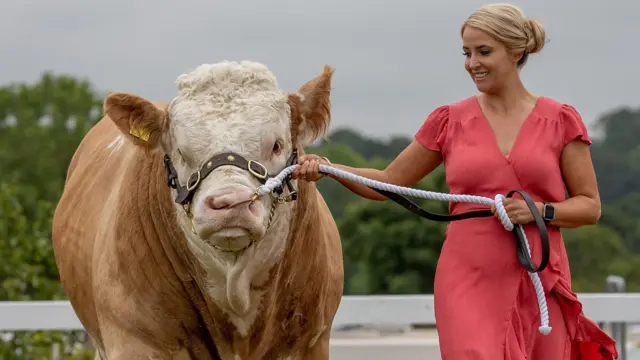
[538,325,552,335]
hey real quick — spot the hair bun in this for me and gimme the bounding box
[525,19,546,54]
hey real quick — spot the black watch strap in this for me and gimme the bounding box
[542,202,555,222]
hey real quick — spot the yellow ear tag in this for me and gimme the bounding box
[129,127,151,141]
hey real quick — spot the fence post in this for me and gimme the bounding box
[606,275,627,360]
[51,343,60,360]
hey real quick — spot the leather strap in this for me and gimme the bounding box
[368,187,550,273]
[506,190,550,273]
[371,188,494,221]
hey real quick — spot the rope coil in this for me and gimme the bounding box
[256,163,552,335]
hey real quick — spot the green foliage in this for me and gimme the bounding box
[317,128,411,161]
[2,71,640,357]
[338,169,449,294]
[598,194,640,253]
[562,225,632,292]
[591,106,640,203]
[0,73,101,359]
[311,144,371,218]
[0,183,62,301]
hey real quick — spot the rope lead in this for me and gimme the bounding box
[255,163,552,335]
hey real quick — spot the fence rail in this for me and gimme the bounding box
[1,294,638,360]
[1,293,639,331]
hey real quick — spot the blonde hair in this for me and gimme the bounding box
[461,3,546,68]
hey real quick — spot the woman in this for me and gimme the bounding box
[292,3,618,359]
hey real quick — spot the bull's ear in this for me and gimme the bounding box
[104,92,167,149]
[288,64,333,146]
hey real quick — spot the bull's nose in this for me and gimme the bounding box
[205,188,256,211]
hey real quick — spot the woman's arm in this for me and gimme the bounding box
[544,139,601,228]
[293,140,443,201]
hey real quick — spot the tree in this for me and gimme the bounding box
[0,72,101,359]
[598,195,640,253]
[309,144,379,218]
[314,128,411,161]
[561,224,640,292]
[337,167,450,295]
[591,107,640,203]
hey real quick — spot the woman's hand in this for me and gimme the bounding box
[291,154,330,182]
[491,198,544,225]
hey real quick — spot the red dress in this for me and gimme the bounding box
[414,96,618,359]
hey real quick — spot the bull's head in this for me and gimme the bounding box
[104,61,332,253]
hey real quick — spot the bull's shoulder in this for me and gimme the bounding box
[64,117,116,181]
[63,98,170,191]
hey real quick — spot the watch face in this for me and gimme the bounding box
[544,204,554,220]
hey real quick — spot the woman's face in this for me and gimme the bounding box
[462,26,519,94]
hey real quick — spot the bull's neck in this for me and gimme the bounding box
[126,147,332,356]
[127,150,199,282]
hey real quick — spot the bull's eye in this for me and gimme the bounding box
[272,141,283,155]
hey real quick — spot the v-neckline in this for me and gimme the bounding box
[473,95,542,160]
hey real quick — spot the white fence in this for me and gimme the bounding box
[1,294,639,360]
[2,293,639,331]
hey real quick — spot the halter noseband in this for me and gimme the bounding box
[162,149,299,252]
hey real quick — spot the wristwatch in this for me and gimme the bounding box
[542,202,555,222]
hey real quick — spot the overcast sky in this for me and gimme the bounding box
[1,0,637,139]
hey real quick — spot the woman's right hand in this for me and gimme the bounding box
[291,154,330,182]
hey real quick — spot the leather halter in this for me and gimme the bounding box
[162,149,299,252]
[164,149,299,208]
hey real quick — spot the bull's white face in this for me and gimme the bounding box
[105,60,333,254]
[164,62,294,251]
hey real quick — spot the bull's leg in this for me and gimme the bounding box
[104,340,166,359]
[108,348,197,360]
[104,341,208,360]
[89,335,107,360]
[98,321,170,360]
[300,331,331,360]
[106,346,190,360]
[100,324,211,360]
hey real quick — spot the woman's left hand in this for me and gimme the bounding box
[490,198,543,225]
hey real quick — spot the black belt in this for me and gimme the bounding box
[368,187,550,273]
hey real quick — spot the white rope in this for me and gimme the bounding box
[257,163,552,335]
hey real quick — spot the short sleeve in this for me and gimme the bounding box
[560,104,592,146]
[414,105,450,152]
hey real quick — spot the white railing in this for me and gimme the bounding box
[1,293,639,331]
[1,294,638,360]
